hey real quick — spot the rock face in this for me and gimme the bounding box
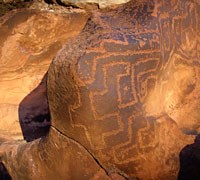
[53,0,130,9]
[0,0,32,17]
[0,0,199,179]
[0,8,88,140]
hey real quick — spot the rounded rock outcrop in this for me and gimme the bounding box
[0,0,199,179]
[0,8,88,140]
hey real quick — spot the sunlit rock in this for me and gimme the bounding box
[56,0,130,9]
[0,0,199,179]
[0,8,88,140]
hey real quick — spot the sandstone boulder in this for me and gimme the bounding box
[0,0,199,179]
[0,8,88,140]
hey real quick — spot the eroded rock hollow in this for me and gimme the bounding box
[0,0,200,179]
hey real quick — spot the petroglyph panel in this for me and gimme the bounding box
[1,0,198,180]
[46,0,200,179]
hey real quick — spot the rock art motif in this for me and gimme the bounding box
[0,0,200,179]
[0,8,88,140]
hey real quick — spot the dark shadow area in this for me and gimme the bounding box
[19,73,51,142]
[0,162,12,180]
[56,0,78,8]
[44,0,79,8]
[44,0,53,4]
[0,0,33,17]
[178,135,200,180]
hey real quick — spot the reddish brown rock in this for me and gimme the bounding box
[0,8,88,140]
[47,0,199,178]
[0,0,199,180]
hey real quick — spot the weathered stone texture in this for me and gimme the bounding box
[0,0,199,179]
[0,8,88,140]
[56,0,130,8]
[47,0,200,179]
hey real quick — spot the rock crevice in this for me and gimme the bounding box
[51,125,128,179]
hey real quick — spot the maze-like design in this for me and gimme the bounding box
[49,0,200,178]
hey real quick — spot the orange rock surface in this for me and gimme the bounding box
[0,8,88,140]
[0,0,199,179]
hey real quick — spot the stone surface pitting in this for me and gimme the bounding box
[0,0,199,179]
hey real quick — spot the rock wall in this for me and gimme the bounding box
[47,0,199,179]
[0,0,199,179]
[0,8,88,140]
[53,0,130,9]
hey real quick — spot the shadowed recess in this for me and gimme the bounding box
[0,162,12,180]
[178,135,200,180]
[18,73,51,142]
[0,0,33,17]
